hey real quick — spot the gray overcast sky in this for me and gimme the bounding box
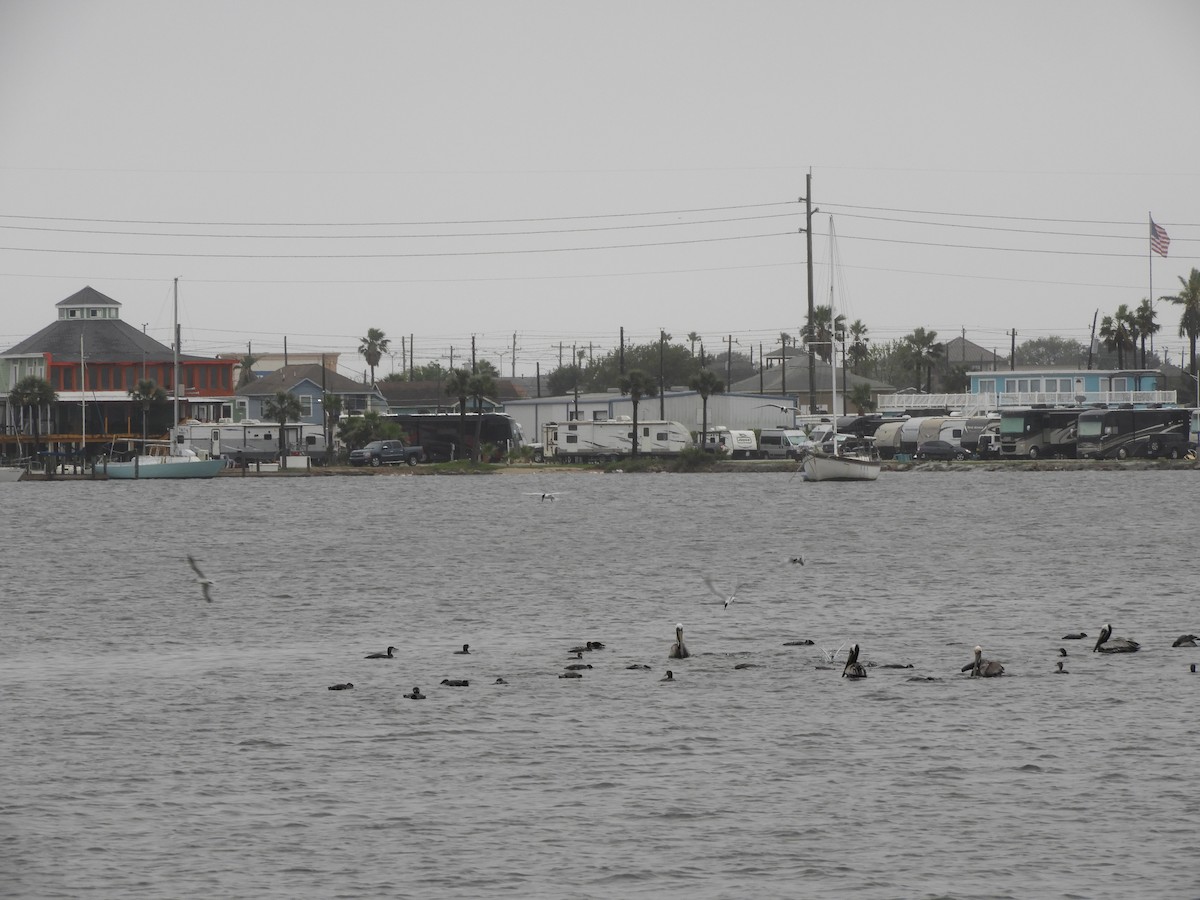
[2,0,1198,378]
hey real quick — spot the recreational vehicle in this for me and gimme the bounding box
[1075,407,1190,459]
[998,407,1085,459]
[173,419,328,463]
[702,426,757,458]
[542,418,692,461]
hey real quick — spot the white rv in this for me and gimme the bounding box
[542,417,693,461]
[172,419,328,462]
[702,426,758,459]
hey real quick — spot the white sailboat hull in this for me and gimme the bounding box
[0,466,24,483]
[802,452,881,482]
[105,456,225,480]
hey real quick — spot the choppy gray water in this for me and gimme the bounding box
[2,470,1197,899]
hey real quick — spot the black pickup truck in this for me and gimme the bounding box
[348,439,424,467]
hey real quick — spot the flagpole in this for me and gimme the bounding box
[1148,212,1153,363]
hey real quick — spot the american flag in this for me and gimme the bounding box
[1150,218,1170,257]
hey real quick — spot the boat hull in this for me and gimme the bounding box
[0,466,24,483]
[105,458,226,480]
[802,452,881,482]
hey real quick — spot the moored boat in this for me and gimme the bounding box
[801,444,881,482]
[0,466,25,483]
[104,449,225,480]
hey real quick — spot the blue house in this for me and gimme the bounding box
[878,368,1176,414]
[235,364,387,425]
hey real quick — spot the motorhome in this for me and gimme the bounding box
[1075,407,1191,459]
[998,407,1085,459]
[172,419,327,462]
[542,418,693,461]
[960,416,1000,455]
[702,426,757,459]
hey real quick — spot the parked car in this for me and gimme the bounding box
[915,440,967,461]
[348,439,424,467]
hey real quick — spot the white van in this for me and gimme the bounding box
[757,428,811,459]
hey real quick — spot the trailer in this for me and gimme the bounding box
[542,417,693,461]
[702,426,758,458]
[172,419,328,462]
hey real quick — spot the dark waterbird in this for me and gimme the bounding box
[440,679,469,687]
[1058,647,1068,657]
[1062,632,1087,640]
[1054,662,1068,675]
[454,644,471,654]
[661,669,675,682]
[327,682,354,691]
[365,646,397,659]
[1172,634,1198,648]
[559,671,582,679]
[1093,623,1140,653]
[403,686,426,699]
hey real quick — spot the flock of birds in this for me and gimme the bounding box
[184,556,1199,693]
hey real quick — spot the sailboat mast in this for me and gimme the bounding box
[173,277,180,434]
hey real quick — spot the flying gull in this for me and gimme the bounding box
[186,555,214,602]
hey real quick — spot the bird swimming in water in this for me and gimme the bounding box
[1058,648,1068,657]
[186,555,214,602]
[440,679,469,687]
[661,669,675,682]
[1062,632,1088,640]
[626,664,651,670]
[703,575,744,610]
[494,677,508,684]
[842,643,867,679]
[559,670,582,679]
[327,682,354,691]
[783,639,815,646]
[365,646,397,659]
[455,644,471,654]
[1172,634,1198,648]
[789,556,804,565]
[403,687,426,699]
[669,623,690,659]
[564,663,592,671]
[1054,662,1068,674]
[1093,623,1140,653]
[967,645,1005,677]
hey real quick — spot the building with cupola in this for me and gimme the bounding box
[1,286,236,456]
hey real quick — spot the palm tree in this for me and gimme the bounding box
[262,390,303,468]
[1099,307,1135,368]
[467,371,496,462]
[8,375,57,463]
[688,369,724,449]
[686,331,701,357]
[905,327,943,392]
[443,367,472,461]
[617,368,657,458]
[804,305,847,363]
[358,327,390,385]
[849,382,876,413]
[129,378,167,446]
[236,352,260,388]
[1133,298,1159,368]
[847,320,870,371]
[1168,269,1200,381]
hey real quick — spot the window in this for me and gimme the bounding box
[978,379,996,395]
[1111,377,1128,391]
[592,411,607,421]
[299,396,313,417]
[565,434,578,444]
[656,431,668,440]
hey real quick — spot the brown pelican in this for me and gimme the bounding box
[669,623,690,659]
[1061,632,1087,640]
[440,679,469,687]
[365,646,397,659]
[842,643,867,679]
[969,645,1005,677]
[454,644,471,654]
[1054,661,1068,674]
[1093,623,1140,653]
[661,669,675,682]
[403,686,426,699]
[1172,634,1198,648]
[327,682,354,690]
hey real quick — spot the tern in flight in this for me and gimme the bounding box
[703,575,745,610]
[187,555,214,602]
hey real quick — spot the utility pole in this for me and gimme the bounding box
[659,329,666,419]
[1009,329,1016,370]
[511,332,518,379]
[471,335,477,374]
[619,327,625,375]
[410,333,414,380]
[1087,311,1098,370]
[802,173,817,414]
[572,343,579,420]
[726,335,734,389]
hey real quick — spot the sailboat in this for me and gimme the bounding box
[801,217,881,483]
[105,278,224,480]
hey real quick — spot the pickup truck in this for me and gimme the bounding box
[348,439,424,467]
